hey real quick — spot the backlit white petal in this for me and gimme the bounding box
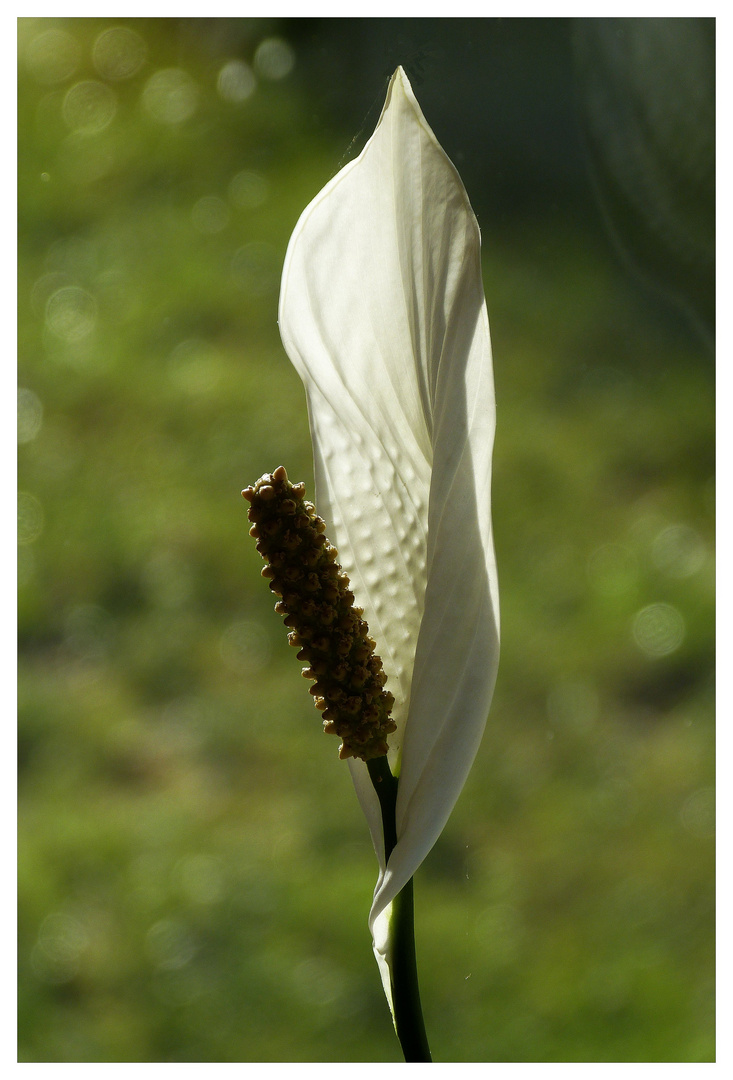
[279,66,499,1010]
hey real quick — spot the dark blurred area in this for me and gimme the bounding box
[18,17,714,1063]
[573,18,714,342]
[284,17,714,343]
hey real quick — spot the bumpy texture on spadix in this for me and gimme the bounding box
[278,66,499,1013]
[243,467,397,761]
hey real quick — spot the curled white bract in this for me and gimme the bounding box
[279,66,499,1012]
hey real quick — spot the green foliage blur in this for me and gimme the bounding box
[18,17,714,1063]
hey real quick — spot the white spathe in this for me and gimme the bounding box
[279,66,499,1012]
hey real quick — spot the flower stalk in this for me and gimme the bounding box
[367,755,431,1062]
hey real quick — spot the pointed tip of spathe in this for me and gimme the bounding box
[389,65,412,98]
[380,65,423,131]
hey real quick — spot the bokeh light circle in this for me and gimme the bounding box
[93,26,147,80]
[253,38,295,80]
[146,918,197,971]
[632,602,685,657]
[142,68,198,124]
[217,60,255,103]
[652,524,707,578]
[62,80,117,134]
[229,169,269,209]
[18,388,44,444]
[31,912,88,985]
[18,492,45,545]
[25,28,81,85]
[45,286,97,342]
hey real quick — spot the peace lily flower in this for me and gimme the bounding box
[250,66,499,1056]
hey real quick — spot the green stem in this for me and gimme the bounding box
[367,756,432,1063]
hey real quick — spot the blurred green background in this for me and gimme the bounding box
[18,17,714,1063]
